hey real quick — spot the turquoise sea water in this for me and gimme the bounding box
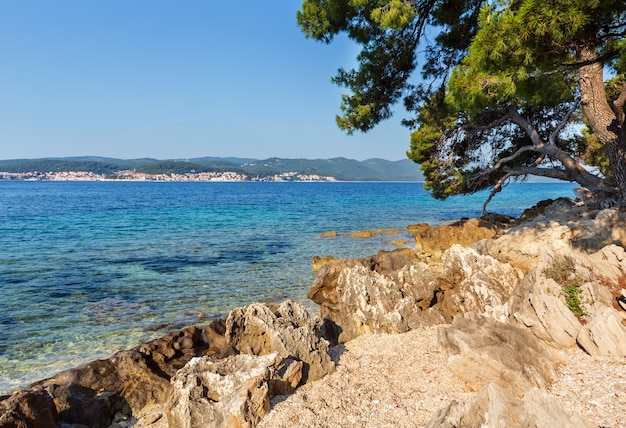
[0,181,577,394]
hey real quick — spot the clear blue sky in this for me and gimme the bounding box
[0,1,412,161]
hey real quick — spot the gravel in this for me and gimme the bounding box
[259,326,626,428]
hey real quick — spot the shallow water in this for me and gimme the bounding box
[0,180,577,393]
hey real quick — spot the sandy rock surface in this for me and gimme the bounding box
[258,326,626,428]
[258,326,471,428]
[551,348,626,428]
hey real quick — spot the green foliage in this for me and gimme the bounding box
[298,0,427,133]
[136,161,215,175]
[0,159,123,175]
[369,0,417,30]
[544,256,588,317]
[299,0,626,202]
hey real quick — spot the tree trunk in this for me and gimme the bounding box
[578,47,626,208]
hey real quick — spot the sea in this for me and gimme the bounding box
[0,180,578,394]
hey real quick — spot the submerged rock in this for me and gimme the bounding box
[311,255,340,272]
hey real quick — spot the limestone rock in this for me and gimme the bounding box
[427,382,595,428]
[350,229,378,238]
[438,314,556,397]
[0,320,231,428]
[43,349,172,427]
[165,353,279,428]
[413,218,500,261]
[309,249,445,343]
[576,306,626,357]
[136,319,233,378]
[569,209,626,251]
[225,300,334,383]
[517,197,581,223]
[0,388,58,428]
[508,270,583,350]
[439,245,522,320]
[577,244,626,307]
[476,206,626,273]
[472,220,575,274]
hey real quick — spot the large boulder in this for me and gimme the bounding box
[308,249,445,344]
[0,388,58,428]
[427,382,595,428]
[472,220,575,274]
[165,353,280,428]
[475,206,626,274]
[508,269,583,350]
[225,300,334,383]
[438,314,556,397]
[439,245,522,321]
[576,306,626,357]
[412,218,500,261]
[576,244,626,310]
[568,208,626,251]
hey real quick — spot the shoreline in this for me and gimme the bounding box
[7,196,620,426]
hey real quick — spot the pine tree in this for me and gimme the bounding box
[298,0,626,210]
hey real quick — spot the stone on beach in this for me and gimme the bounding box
[308,248,444,343]
[412,218,501,261]
[225,300,335,383]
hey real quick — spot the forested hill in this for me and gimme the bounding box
[0,156,424,181]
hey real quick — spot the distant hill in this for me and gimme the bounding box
[0,156,424,181]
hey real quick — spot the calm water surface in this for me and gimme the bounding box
[0,181,577,393]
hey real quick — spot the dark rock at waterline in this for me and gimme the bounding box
[0,388,59,428]
[0,319,232,428]
[0,300,335,428]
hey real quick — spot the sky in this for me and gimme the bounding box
[0,1,414,161]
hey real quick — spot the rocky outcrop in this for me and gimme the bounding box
[439,245,522,321]
[412,218,501,261]
[437,313,556,397]
[0,388,59,428]
[165,353,280,428]
[576,306,626,357]
[508,270,583,350]
[225,300,334,383]
[308,249,445,343]
[0,321,228,427]
[21,320,230,427]
[427,382,595,428]
[474,206,626,273]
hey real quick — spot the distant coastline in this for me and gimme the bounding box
[0,156,425,182]
[0,170,338,182]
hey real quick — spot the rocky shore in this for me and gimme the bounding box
[2,198,626,427]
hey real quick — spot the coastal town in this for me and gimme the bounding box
[0,170,338,182]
